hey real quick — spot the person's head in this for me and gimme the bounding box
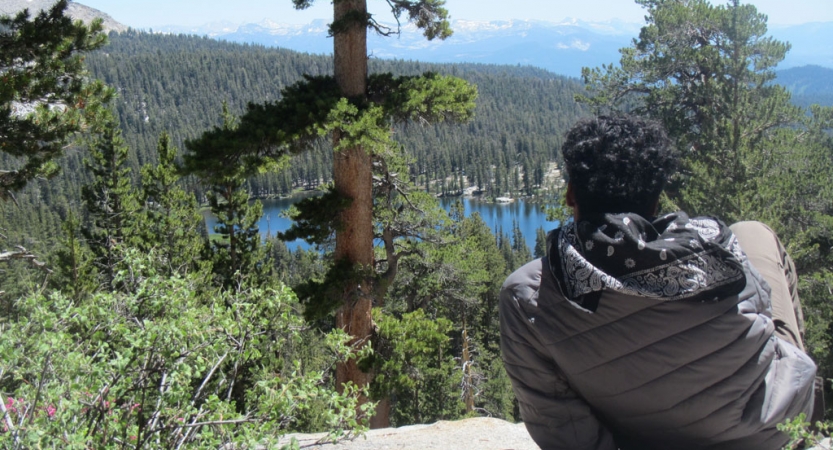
[561,114,678,219]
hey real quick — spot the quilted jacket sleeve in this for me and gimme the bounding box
[499,259,616,450]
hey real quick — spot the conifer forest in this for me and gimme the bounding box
[0,0,831,448]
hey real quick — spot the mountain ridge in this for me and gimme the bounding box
[4,1,832,101]
[155,18,639,77]
[775,64,833,107]
[0,0,127,32]
[6,1,830,78]
[154,17,833,77]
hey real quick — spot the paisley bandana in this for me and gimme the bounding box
[549,212,747,313]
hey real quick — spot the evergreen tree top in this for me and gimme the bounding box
[293,0,452,41]
[0,0,113,200]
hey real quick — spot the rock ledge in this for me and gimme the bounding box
[278,417,539,450]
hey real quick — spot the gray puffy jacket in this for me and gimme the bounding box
[500,221,816,450]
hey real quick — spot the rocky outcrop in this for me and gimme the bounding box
[277,418,833,450]
[0,0,127,32]
[278,418,539,450]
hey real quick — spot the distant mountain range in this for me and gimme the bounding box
[154,17,833,105]
[2,0,832,103]
[156,18,833,78]
[160,18,639,77]
[774,65,833,108]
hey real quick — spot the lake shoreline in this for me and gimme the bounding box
[203,193,561,252]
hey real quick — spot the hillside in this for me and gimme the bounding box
[0,30,588,257]
[0,0,127,32]
[777,65,833,107]
[84,31,586,197]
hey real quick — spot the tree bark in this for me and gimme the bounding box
[333,0,367,100]
[332,0,390,428]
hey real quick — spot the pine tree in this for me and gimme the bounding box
[50,212,97,300]
[184,1,477,426]
[371,148,448,299]
[510,219,532,268]
[756,106,833,413]
[134,132,205,277]
[534,226,548,259]
[182,104,269,288]
[289,5,471,425]
[0,0,112,200]
[367,309,462,426]
[498,228,515,272]
[452,212,509,419]
[81,113,139,290]
[579,0,799,222]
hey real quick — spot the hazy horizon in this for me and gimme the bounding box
[74,0,833,30]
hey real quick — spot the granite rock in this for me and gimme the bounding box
[278,418,539,450]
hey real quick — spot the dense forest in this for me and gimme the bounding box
[777,65,833,108]
[0,30,586,263]
[1,0,832,448]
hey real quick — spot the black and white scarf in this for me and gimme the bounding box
[549,212,747,313]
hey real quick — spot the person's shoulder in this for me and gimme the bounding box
[501,258,544,308]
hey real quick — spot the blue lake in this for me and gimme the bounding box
[203,193,560,252]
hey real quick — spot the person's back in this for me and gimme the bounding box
[499,115,817,450]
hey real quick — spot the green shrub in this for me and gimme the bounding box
[779,412,832,450]
[0,250,367,449]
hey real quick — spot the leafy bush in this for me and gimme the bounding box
[778,413,832,450]
[0,250,368,449]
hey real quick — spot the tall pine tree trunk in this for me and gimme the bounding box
[332,0,390,428]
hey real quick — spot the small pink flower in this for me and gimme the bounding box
[45,405,56,418]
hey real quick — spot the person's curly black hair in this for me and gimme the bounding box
[562,115,678,218]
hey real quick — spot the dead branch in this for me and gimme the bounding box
[0,246,53,274]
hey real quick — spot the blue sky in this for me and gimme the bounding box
[77,0,833,29]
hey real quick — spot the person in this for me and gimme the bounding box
[499,115,818,450]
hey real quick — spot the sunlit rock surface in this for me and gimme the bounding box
[0,0,127,32]
[278,417,539,450]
